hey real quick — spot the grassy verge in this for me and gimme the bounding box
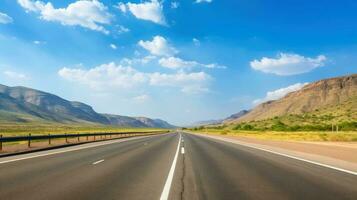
[188,129,357,142]
[0,123,167,137]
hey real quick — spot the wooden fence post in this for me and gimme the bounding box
[48,134,51,145]
[0,134,2,151]
[28,133,31,148]
[65,134,68,143]
[78,134,80,142]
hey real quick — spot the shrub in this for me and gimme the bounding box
[271,121,288,131]
[232,124,241,130]
[338,121,357,131]
[242,124,254,130]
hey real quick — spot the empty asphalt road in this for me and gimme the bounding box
[0,132,356,200]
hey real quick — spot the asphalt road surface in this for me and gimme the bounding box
[0,132,356,200]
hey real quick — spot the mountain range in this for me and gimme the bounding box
[0,84,175,128]
[191,110,250,126]
[2,73,356,129]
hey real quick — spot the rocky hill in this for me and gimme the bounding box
[231,74,357,123]
[103,114,175,128]
[0,84,174,128]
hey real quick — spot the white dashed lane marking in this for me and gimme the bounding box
[92,159,105,165]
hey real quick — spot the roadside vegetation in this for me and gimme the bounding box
[229,97,356,132]
[186,128,357,142]
[185,98,357,142]
[0,122,166,137]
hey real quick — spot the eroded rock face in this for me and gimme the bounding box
[234,74,357,122]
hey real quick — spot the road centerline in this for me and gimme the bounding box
[160,133,181,200]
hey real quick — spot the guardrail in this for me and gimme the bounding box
[0,131,169,151]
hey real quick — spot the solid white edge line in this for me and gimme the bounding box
[193,133,357,176]
[160,133,181,200]
[92,159,104,165]
[0,134,163,164]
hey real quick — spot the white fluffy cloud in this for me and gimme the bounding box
[149,71,209,86]
[138,35,177,56]
[171,2,180,9]
[138,36,225,71]
[253,82,308,105]
[116,25,130,34]
[0,12,13,24]
[149,71,211,94]
[195,0,212,3]
[193,38,200,46]
[181,85,210,94]
[17,0,112,34]
[58,62,211,94]
[110,44,117,49]
[58,63,146,90]
[33,40,46,45]
[159,57,196,69]
[3,71,29,80]
[250,53,326,76]
[159,57,225,69]
[117,0,166,25]
[116,2,127,13]
[120,55,157,66]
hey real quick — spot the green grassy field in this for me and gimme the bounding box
[188,129,357,142]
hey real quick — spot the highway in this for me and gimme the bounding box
[0,132,356,200]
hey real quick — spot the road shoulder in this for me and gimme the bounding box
[190,132,357,174]
[0,134,165,164]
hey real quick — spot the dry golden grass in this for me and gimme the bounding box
[0,123,166,137]
[189,129,357,142]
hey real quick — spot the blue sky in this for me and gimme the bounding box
[0,0,356,125]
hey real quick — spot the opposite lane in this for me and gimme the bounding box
[0,133,179,200]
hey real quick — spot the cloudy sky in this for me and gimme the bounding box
[0,0,356,125]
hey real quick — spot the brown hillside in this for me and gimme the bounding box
[233,74,357,123]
